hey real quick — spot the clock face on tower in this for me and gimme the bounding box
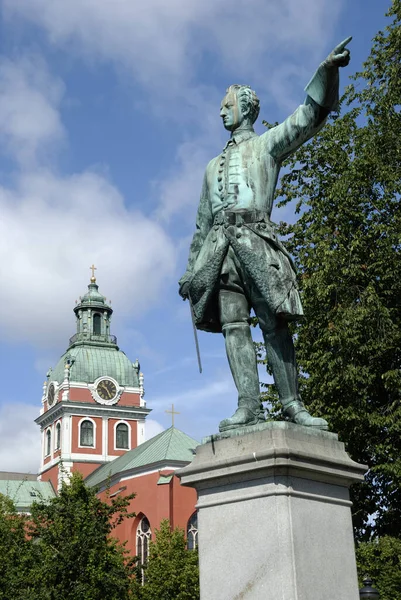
[96,379,117,401]
[47,383,56,407]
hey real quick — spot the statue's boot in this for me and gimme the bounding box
[219,322,265,432]
[263,326,328,430]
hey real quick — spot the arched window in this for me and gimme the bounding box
[93,313,101,335]
[80,420,94,447]
[116,423,129,449]
[187,512,198,550]
[136,516,151,581]
[55,422,61,450]
[46,429,51,456]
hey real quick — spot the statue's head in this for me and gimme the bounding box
[220,85,260,132]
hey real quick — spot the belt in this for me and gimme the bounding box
[213,210,270,226]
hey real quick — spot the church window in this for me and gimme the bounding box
[46,429,51,456]
[116,423,129,449]
[55,422,61,450]
[80,420,94,447]
[93,313,101,335]
[187,512,198,550]
[136,516,151,582]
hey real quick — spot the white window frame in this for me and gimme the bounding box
[114,420,131,451]
[78,417,96,449]
[45,428,52,457]
[55,420,62,450]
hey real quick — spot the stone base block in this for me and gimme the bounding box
[177,422,366,600]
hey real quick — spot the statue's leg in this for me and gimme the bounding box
[255,301,328,430]
[218,288,265,432]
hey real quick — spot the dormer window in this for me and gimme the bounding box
[93,313,101,335]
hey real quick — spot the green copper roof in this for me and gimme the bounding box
[49,345,140,387]
[85,427,199,488]
[0,480,56,511]
[78,281,110,307]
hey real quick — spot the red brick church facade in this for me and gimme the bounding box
[36,272,198,556]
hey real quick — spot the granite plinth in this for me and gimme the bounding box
[177,422,366,600]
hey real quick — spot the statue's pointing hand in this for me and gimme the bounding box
[324,36,352,68]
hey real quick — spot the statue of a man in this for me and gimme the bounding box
[179,39,351,433]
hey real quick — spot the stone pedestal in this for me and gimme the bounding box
[177,422,366,600]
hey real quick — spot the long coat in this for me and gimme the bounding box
[180,64,339,333]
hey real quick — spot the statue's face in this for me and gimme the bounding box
[220,90,245,131]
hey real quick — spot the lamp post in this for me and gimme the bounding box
[359,576,380,599]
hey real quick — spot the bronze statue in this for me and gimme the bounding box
[179,39,352,432]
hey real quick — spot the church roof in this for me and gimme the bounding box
[85,426,199,489]
[49,346,140,387]
[0,479,56,511]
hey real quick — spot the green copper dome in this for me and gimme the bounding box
[49,346,140,387]
[80,282,108,305]
[47,275,140,387]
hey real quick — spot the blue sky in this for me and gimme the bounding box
[0,0,390,472]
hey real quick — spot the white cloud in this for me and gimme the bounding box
[0,55,65,167]
[4,0,344,108]
[0,57,177,348]
[156,135,216,222]
[0,403,40,473]
[144,419,165,441]
[3,0,346,225]
[0,168,176,347]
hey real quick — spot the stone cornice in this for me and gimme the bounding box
[35,401,151,428]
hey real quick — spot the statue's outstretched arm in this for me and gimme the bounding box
[266,37,352,163]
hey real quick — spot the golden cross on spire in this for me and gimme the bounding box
[90,264,97,282]
[165,403,180,427]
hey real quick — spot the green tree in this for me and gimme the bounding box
[257,2,401,595]
[0,493,36,600]
[356,536,401,600]
[133,519,199,600]
[266,0,401,542]
[29,472,136,600]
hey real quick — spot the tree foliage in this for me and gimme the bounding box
[356,536,401,600]
[264,0,401,544]
[27,472,136,600]
[133,519,200,600]
[0,493,35,600]
[259,4,401,593]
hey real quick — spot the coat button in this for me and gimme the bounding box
[218,185,223,191]
[217,176,222,182]
[236,232,241,239]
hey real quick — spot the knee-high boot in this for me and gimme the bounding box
[218,322,265,432]
[263,326,328,430]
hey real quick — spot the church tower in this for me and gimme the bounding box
[36,268,150,490]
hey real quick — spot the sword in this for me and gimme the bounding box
[188,297,203,374]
